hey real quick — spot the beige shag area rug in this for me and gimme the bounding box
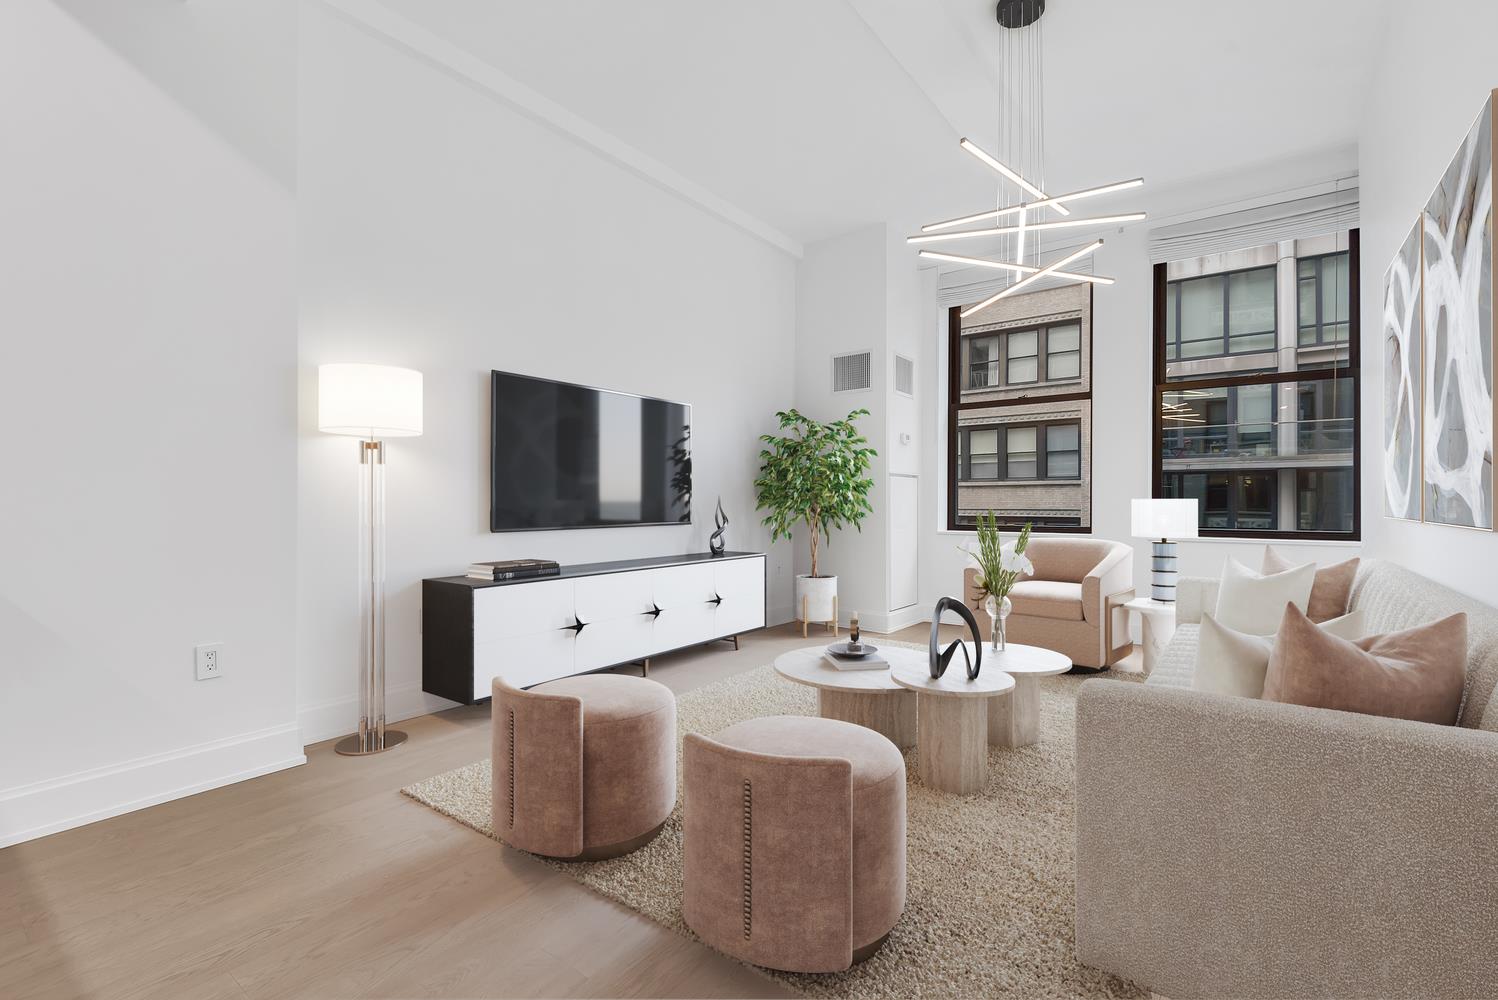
[403,644,1147,1000]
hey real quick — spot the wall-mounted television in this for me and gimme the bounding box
[490,370,691,531]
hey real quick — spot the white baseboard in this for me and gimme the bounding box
[0,723,305,849]
[880,604,928,634]
[297,682,460,748]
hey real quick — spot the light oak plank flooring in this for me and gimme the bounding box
[1,622,1140,999]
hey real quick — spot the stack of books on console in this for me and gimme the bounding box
[466,558,560,582]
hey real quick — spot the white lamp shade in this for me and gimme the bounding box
[318,363,423,438]
[1131,498,1199,540]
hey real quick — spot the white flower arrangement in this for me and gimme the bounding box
[962,513,1033,601]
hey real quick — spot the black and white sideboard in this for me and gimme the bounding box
[422,551,766,704]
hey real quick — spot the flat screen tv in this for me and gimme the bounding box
[490,370,691,531]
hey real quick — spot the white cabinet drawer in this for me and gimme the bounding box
[714,557,765,636]
[575,613,655,672]
[473,578,576,644]
[651,563,716,609]
[575,571,655,621]
[654,603,717,652]
[473,628,575,699]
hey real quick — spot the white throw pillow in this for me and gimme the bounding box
[1194,609,1367,699]
[1213,557,1316,635]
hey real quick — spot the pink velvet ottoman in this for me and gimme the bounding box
[682,715,906,973]
[493,673,675,860]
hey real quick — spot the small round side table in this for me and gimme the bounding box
[962,642,1071,747]
[772,645,920,748]
[890,661,1013,794]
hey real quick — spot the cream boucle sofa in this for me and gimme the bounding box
[1074,559,1498,999]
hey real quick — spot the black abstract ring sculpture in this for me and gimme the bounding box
[928,596,983,680]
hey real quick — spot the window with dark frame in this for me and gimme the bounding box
[1161,263,1277,361]
[947,285,1093,532]
[968,335,1000,389]
[1006,330,1039,384]
[1046,323,1081,380]
[1297,251,1351,346]
[1152,231,1360,541]
[1045,423,1081,478]
[957,420,1083,482]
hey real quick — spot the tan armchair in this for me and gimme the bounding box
[963,536,1133,669]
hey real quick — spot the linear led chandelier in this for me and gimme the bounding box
[911,0,1146,320]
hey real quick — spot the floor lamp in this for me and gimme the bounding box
[318,363,424,756]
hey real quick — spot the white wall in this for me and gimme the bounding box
[915,151,1366,629]
[296,6,799,742]
[1357,0,1498,606]
[0,0,301,847]
[792,225,892,629]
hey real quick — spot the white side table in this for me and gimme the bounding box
[1124,597,1177,674]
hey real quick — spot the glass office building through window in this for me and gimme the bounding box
[1153,233,1359,539]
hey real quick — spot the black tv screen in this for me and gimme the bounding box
[490,371,691,531]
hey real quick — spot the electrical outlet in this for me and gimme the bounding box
[195,643,223,680]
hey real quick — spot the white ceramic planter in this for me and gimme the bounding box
[796,574,838,623]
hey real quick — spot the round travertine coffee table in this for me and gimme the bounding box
[961,642,1071,747]
[890,660,1014,794]
[772,645,920,748]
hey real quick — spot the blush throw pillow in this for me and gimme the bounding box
[1262,546,1358,623]
[1194,608,1367,699]
[1214,557,1316,635]
[1263,604,1467,725]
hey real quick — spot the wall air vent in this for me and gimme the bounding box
[832,351,872,393]
[894,354,914,397]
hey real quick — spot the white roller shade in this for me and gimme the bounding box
[1148,186,1359,265]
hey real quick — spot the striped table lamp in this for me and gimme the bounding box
[1131,499,1199,602]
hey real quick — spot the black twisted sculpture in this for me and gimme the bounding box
[928,596,983,680]
[709,497,728,557]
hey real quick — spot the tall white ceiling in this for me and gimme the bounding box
[369,0,1390,250]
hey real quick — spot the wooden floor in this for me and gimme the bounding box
[0,622,1139,999]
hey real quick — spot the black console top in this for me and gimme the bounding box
[427,550,764,589]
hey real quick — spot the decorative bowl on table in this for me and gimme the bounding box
[826,641,878,658]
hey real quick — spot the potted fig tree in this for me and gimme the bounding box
[755,408,876,634]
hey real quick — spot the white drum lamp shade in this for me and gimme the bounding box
[1131,498,1198,603]
[1131,498,1199,541]
[318,363,423,439]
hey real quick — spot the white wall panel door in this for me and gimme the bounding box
[889,475,919,612]
[714,558,765,635]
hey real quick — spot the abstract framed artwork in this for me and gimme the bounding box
[1385,90,1496,529]
[1421,91,1494,530]
[1383,220,1422,520]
